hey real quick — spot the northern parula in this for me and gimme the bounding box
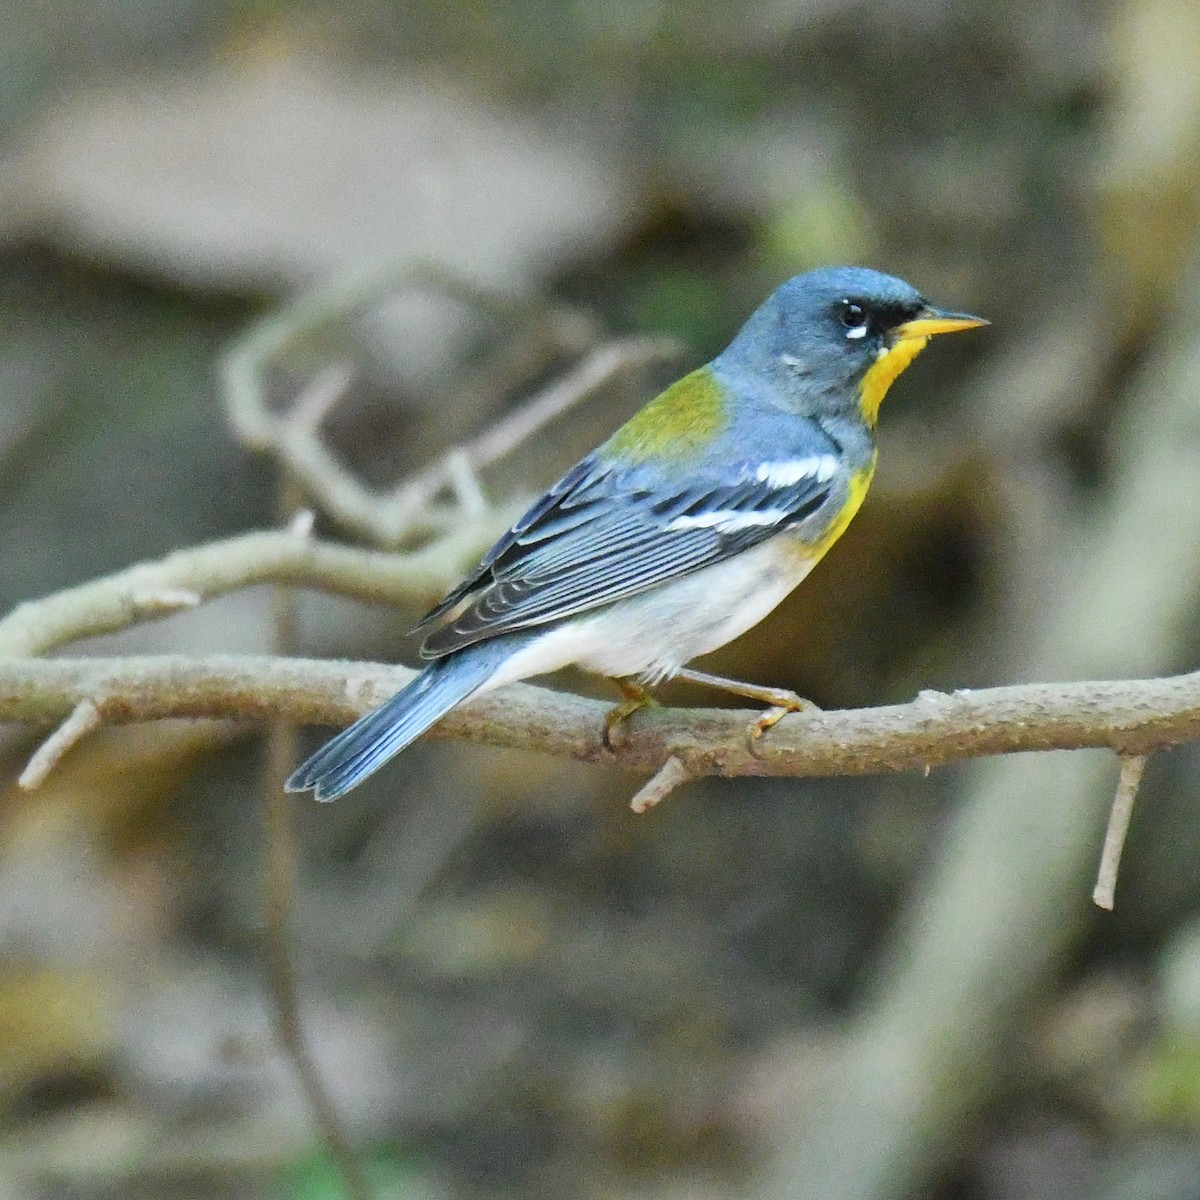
[288,266,986,800]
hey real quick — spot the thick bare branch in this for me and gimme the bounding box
[3,656,1199,785]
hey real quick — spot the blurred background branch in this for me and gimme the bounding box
[257,479,372,1200]
[220,258,681,544]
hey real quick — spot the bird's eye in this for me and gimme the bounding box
[840,301,868,337]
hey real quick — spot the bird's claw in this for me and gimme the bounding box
[745,691,816,754]
[603,688,658,751]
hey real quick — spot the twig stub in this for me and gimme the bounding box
[629,755,691,813]
[18,698,105,790]
[1092,752,1149,910]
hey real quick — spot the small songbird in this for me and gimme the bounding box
[287,266,986,801]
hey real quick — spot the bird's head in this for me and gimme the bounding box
[720,266,987,426]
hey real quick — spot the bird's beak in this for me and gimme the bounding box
[892,308,989,342]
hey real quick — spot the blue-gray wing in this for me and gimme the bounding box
[415,451,841,658]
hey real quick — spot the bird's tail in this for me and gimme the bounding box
[285,647,501,802]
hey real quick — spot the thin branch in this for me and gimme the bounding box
[1092,752,1149,910]
[0,526,505,660]
[2,657,1198,787]
[263,718,373,1195]
[221,261,468,450]
[260,501,372,1199]
[17,698,103,790]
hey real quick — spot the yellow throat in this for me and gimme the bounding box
[858,335,930,427]
[858,309,988,426]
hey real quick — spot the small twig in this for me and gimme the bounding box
[444,448,488,517]
[629,755,691,813]
[288,509,316,538]
[222,261,589,450]
[266,365,359,523]
[282,336,677,546]
[1092,752,1149,910]
[262,721,371,1200]
[447,336,680,476]
[18,698,103,790]
[221,262,432,450]
[219,261,661,547]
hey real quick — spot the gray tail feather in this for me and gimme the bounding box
[285,650,496,802]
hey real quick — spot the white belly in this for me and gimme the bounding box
[480,536,817,691]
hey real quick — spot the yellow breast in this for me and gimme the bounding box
[780,460,877,566]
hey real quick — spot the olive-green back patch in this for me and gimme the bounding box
[605,367,728,463]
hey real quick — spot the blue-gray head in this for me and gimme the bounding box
[716,266,986,424]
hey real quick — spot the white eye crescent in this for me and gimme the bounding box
[839,300,869,339]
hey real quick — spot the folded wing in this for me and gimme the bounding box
[416,450,841,658]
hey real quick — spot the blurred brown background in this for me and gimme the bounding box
[3,0,1200,1197]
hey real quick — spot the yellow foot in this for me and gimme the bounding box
[672,667,817,751]
[744,691,820,753]
[747,690,812,747]
[603,680,658,750]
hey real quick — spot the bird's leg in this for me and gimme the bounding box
[673,666,817,745]
[603,679,659,749]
